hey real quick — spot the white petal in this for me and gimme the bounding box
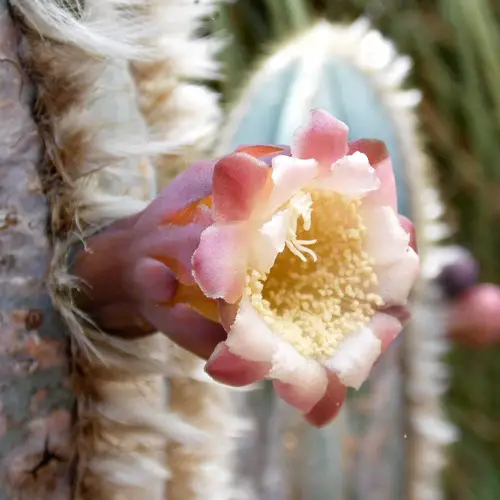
[225,299,277,362]
[375,246,419,305]
[325,327,382,389]
[248,210,289,274]
[362,205,410,265]
[265,156,318,214]
[309,152,380,196]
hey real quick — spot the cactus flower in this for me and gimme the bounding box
[76,109,419,425]
[180,109,419,419]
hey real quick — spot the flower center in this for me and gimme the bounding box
[247,189,384,361]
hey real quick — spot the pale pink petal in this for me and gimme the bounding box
[369,311,404,352]
[205,343,271,387]
[248,210,289,274]
[361,205,410,266]
[267,341,326,387]
[265,156,318,213]
[374,247,419,306]
[399,215,418,252]
[310,151,380,196]
[325,326,382,389]
[212,152,272,223]
[304,371,347,427]
[272,358,328,414]
[274,379,324,414]
[348,139,397,210]
[292,109,349,174]
[192,222,250,304]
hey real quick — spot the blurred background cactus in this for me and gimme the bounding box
[211,0,500,498]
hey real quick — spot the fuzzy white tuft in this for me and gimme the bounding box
[130,0,223,188]
[164,346,245,500]
[12,0,159,59]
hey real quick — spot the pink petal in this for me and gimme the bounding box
[131,258,178,303]
[147,223,208,285]
[369,311,404,352]
[273,381,311,411]
[304,371,346,427]
[143,304,226,360]
[205,343,271,387]
[267,344,328,404]
[233,144,292,166]
[348,139,397,210]
[146,160,215,221]
[273,375,326,414]
[212,152,272,223]
[292,109,349,174]
[399,215,418,252]
[192,222,250,303]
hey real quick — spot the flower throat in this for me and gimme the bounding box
[247,189,384,360]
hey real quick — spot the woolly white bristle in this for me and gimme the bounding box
[345,19,457,500]
[12,0,157,59]
[130,1,224,188]
[11,1,195,499]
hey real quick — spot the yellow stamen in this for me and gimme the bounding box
[248,190,384,361]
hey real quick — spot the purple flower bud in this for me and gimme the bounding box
[437,252,479,299]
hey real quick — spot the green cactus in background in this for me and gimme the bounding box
[212,1,500,499]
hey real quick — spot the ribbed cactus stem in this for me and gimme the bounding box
[0,3,74,498]
[218,18,455,499]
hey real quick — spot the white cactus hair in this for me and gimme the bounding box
[10,0,238,499]
[219,18,458,498]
